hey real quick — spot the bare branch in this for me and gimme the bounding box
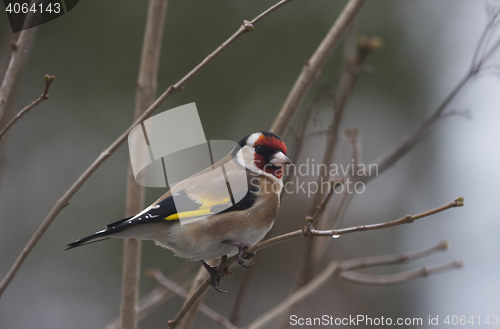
[311,129,361,267]
[106,263,197,329]
[310,197,464,237]
[306,28,359,214]
[339,261,463,285]
[107,286,173,329]
[120,1,168,328]
[150,270,240,329]
[287,86,333,172]
[362,8,500,183]
[177,263,212,329]
[251,0,292,24]
[243,198,462,255]
[0,0,293,298]
[245,243,461,329]
[338,240,450,271]
[245,198,462,258]
[270,0,367,137]
[0,75,54,140]
[0,18,37,123]
[305,179,343,229]
[168,281,211,328]
[245,263,339,329]
[363,79,470,182]
[322,6,500,195]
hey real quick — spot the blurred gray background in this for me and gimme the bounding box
[0,0,499,328]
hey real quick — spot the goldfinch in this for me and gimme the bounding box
[67,131,291,288]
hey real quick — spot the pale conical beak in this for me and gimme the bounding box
[270,151,292,165]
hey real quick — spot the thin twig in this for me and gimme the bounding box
[0,75,54,140]
[310,197,463,237]
[168,281,211,328]
[287,84,335,171]
[246,262,339,329]
[305,179,343,230]
[245,243,461,329]
[339,261,463,285]
[362,11,500,183]
[0,0,293,298]
[337,240,450,271]
[108,286,177,329]
[270,0,367,137]
[120,1,168,328]
[305,26,360,216]
[254,198,462,252]
[150,270,240,329]
[364,76,471,182]
[303,129,362,283]
[470,8,496,72]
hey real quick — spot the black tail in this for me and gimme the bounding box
[66,215,136,250]
[66,229,113,250]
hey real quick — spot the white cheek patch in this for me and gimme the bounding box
[236,146,256,170]
[246,133,261,147]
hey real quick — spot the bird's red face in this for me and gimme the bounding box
[252,133,290,179]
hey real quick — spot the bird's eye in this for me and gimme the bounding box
[255,145,263,154]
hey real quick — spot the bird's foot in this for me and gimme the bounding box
[223,240,256,268]
[201,261,227,293]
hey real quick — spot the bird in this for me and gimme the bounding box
[67,131,291,290]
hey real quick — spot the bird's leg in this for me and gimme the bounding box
[200,260,226,293]
[222,240,256,268]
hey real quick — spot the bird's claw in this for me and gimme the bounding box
[223,240,256,268]
[201,261,227,293]
[237,253,255,268]
[209,283,227,293]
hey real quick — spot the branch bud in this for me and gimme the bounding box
[243,20,255,32]
[438,240,449,250]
